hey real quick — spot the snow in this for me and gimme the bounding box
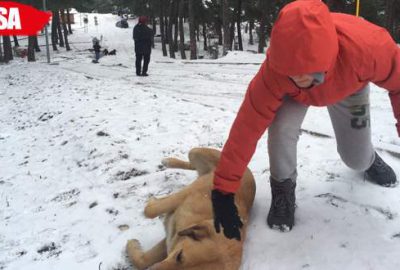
[1,13,400,270]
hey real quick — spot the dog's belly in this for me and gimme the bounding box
[164,212,176,252]
[176,192,213,223]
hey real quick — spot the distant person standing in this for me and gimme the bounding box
[133,16,153,76]
[92,38,101,63]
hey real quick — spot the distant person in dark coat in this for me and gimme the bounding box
[93,38,101,63]
[133,16,153,76]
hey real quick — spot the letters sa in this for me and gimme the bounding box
[0,7,22,30]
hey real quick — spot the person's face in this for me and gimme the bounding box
[289,74,314,88]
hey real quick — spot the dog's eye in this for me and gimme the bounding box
[176,250,183,263]
[187,232,200,241]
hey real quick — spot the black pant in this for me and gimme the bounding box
[135,53,150,75]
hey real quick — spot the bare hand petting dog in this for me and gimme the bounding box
[211,189,243,241]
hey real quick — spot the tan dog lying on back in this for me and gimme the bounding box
[126,147,256,270]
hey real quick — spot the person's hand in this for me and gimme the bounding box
[211,189,243,241]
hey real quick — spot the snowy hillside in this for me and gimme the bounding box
[1,14,400,270]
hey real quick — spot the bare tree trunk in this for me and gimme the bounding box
[3,36,13,63]
[216,19,223,45]
[258,0,267,53]
[173,1,179,52]
[222,0,231,55]
[0,38,3,62]
[67,9,73,34]
[28,36,36,62]
[151,16,156,48]
[51,11,59,51]
[164,16,169,44]
[229,22,235,50]
[178,0,186,59]
[196,23,200,41]
[258,16,266,53]
[60,9,71,51]
[202,22,207,51]
[249,20,254,45]
[13,36,19,47]
[152,17,157,35]
[56,10,65,47]
[385,0,395,37]
[236,0,243,51]
[167,0,176,58]
[325,0,347,13]
[174,23,179,52]
[188,0,197,59]
[148,2,156,48]
[160,0,168,56]
[34,36,41,52]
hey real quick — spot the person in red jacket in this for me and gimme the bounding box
[211,0,400,241]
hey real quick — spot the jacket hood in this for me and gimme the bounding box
[269,0,338,76]
[139,16,148,24]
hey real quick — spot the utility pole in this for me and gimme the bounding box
[355,0,360,16]
[43,0,51,63]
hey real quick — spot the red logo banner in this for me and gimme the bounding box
[0,1,51,36]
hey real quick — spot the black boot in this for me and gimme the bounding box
[365,152,397,187]
[267,177,296,232]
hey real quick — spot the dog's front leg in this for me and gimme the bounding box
[126,238,167,270]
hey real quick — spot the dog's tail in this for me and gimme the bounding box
[162,158,195,170]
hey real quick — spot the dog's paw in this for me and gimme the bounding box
[144,197,159,218]
[126,239,147,270]
[126,239,141,252]
[161,158,171,167]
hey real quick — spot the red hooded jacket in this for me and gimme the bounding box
[214,0,400,193]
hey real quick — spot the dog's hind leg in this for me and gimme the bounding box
[188,147,221,176]
[145,160,193,218]
[162,148,221,177]
[144,192,189,218]
[126,238,167,270]
[162,157,195,170]
[145,157,195,218]
[147,154,202,218]
[145,148,221,218]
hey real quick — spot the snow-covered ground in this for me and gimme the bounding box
[1,14,400,270]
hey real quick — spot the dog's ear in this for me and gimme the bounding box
[177,222,211,241]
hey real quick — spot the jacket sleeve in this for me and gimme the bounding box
[369,30,400,136]
[213,60,285,193]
